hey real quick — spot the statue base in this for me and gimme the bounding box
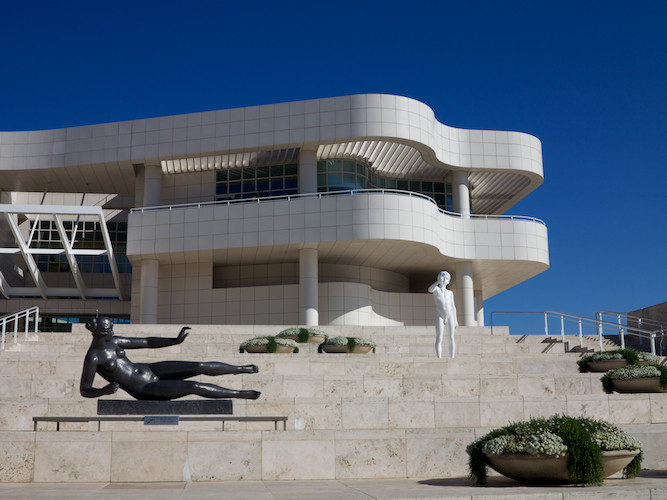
[97,399,233,415]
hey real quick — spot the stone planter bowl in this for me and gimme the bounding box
[610,376,663,393]
[485,450,640,483]
[319,344,374,353]
[280,334,327,344]
[241,344,296,354]
[587,359,628,372]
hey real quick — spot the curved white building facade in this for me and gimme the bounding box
[0,94,548,327]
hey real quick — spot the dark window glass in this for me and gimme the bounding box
[285,163,297,175]
[270,165,283,177]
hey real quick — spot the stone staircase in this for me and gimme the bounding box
[1,324,666,482]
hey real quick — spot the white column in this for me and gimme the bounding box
[299,248,318,325]
[139,259,159,323]
[138,164,162,323]
[475,290,484,326]
[143,164,163,207]
[452,170,470,218]
[456,261,475,326]
[298,148,318,194]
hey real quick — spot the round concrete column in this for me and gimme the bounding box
[299,248,319,325]
[143,164,162,207]
[475,290,484,327]
[298,149,318,194]
[139,258,159,323]
[456,261,476,326]
[452,171,470,218]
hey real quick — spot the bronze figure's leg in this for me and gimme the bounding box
[136,380,261,400]
[148,361,258,380]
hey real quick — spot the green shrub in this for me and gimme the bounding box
[578,349,658,372]
[466,415,642,485]
[317,336,376,353]
[601,363,667,393]
[239,336,299,353]
[276,327,328,343]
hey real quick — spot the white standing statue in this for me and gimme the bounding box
[428,271,458,358]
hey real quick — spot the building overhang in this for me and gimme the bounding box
[0,94,543,215]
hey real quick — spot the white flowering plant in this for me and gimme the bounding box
[601,363,667,393]
[317,336,377,353]
[239,336,299,353]
[467,415,642,485]
[578,348,658,372]
[276,327,328,343]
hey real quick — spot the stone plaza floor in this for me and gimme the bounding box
[1,474,667,499]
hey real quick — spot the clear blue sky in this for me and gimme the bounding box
[1,1,665,324]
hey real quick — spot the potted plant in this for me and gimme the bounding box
[466,415,642,485]
[239,336,299,354]
[601,363,667,393]
[276,327,327,344]
[578,348,658,372]
[317,336,376,353]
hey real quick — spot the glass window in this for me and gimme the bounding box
[343,160,356,173]
[270,165,283,177]
[285,163,297,175]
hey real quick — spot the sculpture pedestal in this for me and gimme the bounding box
[97,399,233,415]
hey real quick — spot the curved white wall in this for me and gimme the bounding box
[127,192,549,269]
[0,94,541,191]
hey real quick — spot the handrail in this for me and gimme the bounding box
[490,310,662,354]
[595,310,667,332]
[129,189,546,226]
[1,306,39,350]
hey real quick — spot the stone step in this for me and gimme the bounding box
[12,422,667,482]
[0,369,601,399]
[13,387,667,431]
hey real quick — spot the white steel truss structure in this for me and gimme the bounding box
[0,205,125,300]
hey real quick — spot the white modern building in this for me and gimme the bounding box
[0,94,549,329]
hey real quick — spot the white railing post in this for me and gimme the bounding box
[617,314,623,349]
[13,317,18,344]
[651,333,656,356]
[578,319,583,347]
[23,310,29,338]
[596,311,603,351]
[544,312,548,336]
[560,314,565,343]
[1,318,6,350]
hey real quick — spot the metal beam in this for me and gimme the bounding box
[53,214,87,299]
[3,213,47,299]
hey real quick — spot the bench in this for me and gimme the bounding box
[32,415,288,431]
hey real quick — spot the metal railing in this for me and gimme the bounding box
[595,310,666,354]
[129,189,546,225]
[1,307,39,350]
[490,310,662,354]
